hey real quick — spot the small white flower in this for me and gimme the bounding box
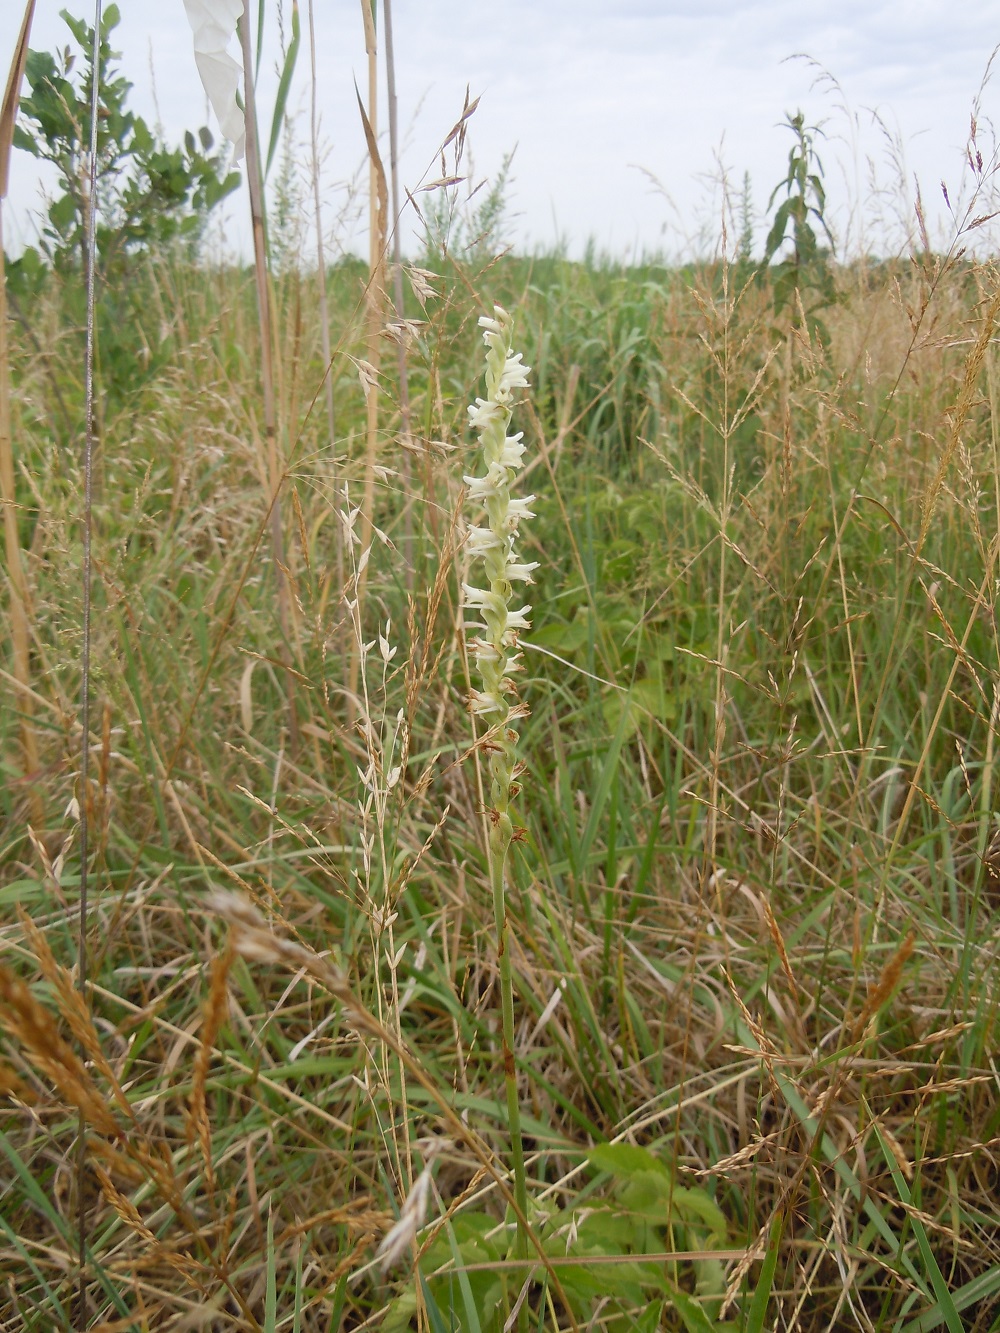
[464,584,513,616]
[496,354,530,401]
[499,433,527,467]
[464,462,514,501]
[468,398,504,431]
[478,309,507,337]
[462,583,489,609]
[467,636,501,663]
[504,605,532,631]
[505,562,539,583]
[463,475,499,501]
[466,525,503,555]
[469,688,505,716]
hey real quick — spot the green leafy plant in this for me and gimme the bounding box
[12,4,239,278]
[7,5,241,416]
[382,1143,734,1331]
[762,110,837,335]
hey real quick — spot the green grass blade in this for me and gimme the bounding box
[744,1210,783,1333]
[578,685,632,877]
[901,1266,1000,1332]
[0,1128,73,1242]
[265,0,301,180]
[326,1273,348,1332]
[291,1225,304,1333]
[264,1203,277,1332]
[417,1270,452,1333]
[254,0,266,75]
[0,1212,70,1323]
[441,1215,484,1333]
[871,1120,964,1333]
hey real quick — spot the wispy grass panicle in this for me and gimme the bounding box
[463,303,534,1293]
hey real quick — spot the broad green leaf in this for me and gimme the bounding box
[669,1285,718,1333]
[588,1141,670,1181]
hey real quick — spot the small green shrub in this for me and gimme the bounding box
[11,4,239,282]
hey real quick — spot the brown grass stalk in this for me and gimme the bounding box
[237,7,299,752]
[307,0,344,655]
[349,0,388,724]
[0,0,41,821]
[77,6,103,1317]
[383,0,414,584]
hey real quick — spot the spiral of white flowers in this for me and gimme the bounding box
[463,305,536,822]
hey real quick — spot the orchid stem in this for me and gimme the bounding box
[489,820,529,1269]
[464,306,534,1320]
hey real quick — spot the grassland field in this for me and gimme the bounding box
[3,224,1000,1330]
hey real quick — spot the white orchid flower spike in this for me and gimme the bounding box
[182,0,246,161]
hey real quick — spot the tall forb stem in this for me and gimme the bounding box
[463,305,535,1285]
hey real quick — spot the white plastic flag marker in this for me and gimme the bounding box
[182,0,246,161]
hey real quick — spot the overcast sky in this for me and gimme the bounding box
[3,0,999,262]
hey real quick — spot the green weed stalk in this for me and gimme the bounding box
[463,305,536,1275]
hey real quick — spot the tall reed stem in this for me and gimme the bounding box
[238,6,299,751]
[77,6,102,1320]
[0,2,41,820]
[306,0,343,639]
[349,0,387,725]
[382,0,414,585]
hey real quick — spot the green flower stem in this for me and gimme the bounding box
[489,815,529,1270]
[463,305,534,1310]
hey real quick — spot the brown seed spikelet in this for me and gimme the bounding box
[0,1056,29,1100]
[18,909,136,1124]
[189,944,233,1201]
[761,893,800,1006]
[850,931,916,1044]
[0,963,121,1139]
[93,1163,160,1250]
[93,1163,200,1275]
